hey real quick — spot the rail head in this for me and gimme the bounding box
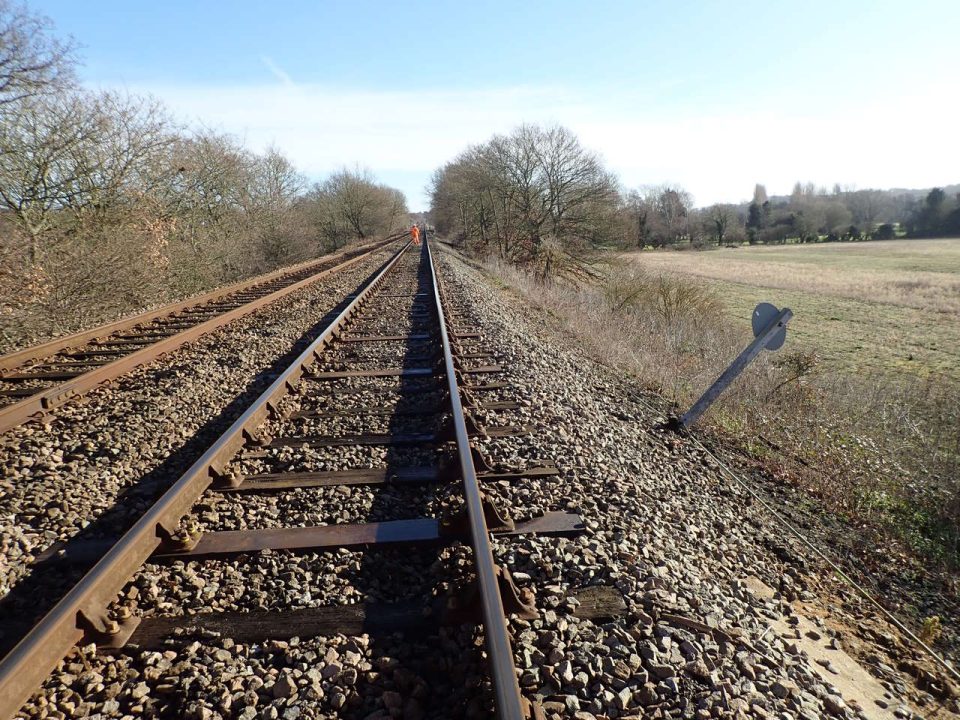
[424,238,527,720]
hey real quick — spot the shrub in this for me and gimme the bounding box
[873,223,897,240]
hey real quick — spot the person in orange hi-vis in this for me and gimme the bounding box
[410,224,421,245]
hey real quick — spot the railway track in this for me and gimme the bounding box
[1,239,584,719]
[0,235,401,436]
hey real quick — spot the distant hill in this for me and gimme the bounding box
[883,183,960,199]
[765,183,960,206]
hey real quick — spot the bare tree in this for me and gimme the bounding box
[706,204,736,245]
[323,168,379,239]
[430,124,618,277]
[0,3,412,352]
[653,185,693,245]
[0,89,177,248]
[429,150,503,251]
[163,130,251,231]
[0,91,103,260]
[534,125,619,245]
[623,188,656,248]
[245,147,306,262]
[306,167,408,249]
[0,1,76,107]
[845,189,885,232]
[822,201,853,235]
[247,146,305,212]
[68,92,176,224]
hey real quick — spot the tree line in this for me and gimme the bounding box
[742,182,960,245]
[430,124,959,272]
[0,1,407,349]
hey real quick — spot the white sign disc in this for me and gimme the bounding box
[752,302,787,351]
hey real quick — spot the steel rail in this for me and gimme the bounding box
[0,235,401,435]
[0,237,394,373]
[425,238,526,720]
[0,241,413,720]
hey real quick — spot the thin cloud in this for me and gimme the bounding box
[122,81,960,210]
[259,56,296,89]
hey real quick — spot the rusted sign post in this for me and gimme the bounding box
[679,303,793,429]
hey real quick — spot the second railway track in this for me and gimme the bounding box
[0,236,400,435]
[1,239,585,719]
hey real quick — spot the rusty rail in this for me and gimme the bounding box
[425,238,527,719]
[0,235,401,435]
[0,242,413,719]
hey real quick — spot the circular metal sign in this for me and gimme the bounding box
[752,302,787,351]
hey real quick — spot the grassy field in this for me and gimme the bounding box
[489,237,960,566]
[623,239,960,381]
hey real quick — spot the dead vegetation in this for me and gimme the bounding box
[486,256,960,567]
[0,4,407,352]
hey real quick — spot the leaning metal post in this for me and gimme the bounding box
[679,307,793,429]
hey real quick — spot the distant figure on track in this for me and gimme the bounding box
[410,224,421,246]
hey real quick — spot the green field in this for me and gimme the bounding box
[623,239,960,380]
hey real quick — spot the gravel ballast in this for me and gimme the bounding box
[0,245,398,606]
[6,242,958,719]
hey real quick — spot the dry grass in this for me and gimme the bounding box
[624,238,960,313]
[621,239,960,382]
[484,254,960,566]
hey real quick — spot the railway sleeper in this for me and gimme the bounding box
[214,462,559,492]
[33,511,583,566]
[0,387,43,398]
[109,565,538,652]
[89,339,155,347]
[1,370,83,381]
[289,402,444,419]
[62,349,130,358]
[457,364,505,374]
[143,322,197,329]
[319,351,440,365]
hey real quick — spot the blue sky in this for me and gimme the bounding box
[32,0,960,210]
